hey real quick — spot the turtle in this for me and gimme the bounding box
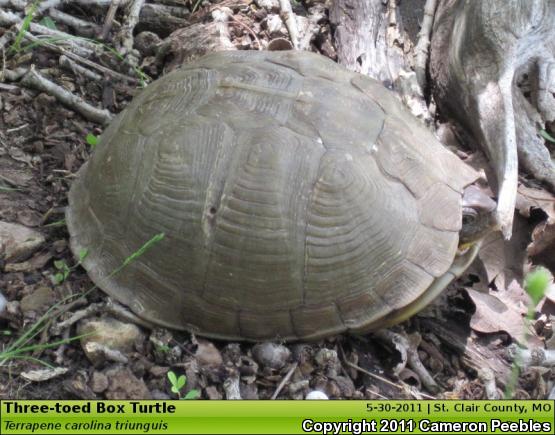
[66,50,497,341]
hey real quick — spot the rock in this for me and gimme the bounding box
[252,342,290,370]
[104,366,151,399]
[255,0,279,11]
[314,348,339,368]
[134,31,161,57]
[0,221,45,263]
[78,317,144,365]
[306,390,328,400]
[20,287,55,314]
[195,339,223,368]
[265,14,284,34]
[90,371,109,393]
[149,365,169,378]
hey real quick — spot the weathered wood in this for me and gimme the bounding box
[430,0,555,238]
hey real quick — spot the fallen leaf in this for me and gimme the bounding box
[465,282,541,347]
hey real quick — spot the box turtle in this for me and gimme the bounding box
[67,50,496,341]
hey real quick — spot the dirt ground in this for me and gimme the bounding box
[1,0,554,401]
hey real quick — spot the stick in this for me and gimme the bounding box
[271,362,298,400]
[118,0,144,55]
[278,0,299,49]
[59,54,103,82]
[20,66,114,125]
[414,0,438,91]
[48,9,102,37]
[100,0,121,40]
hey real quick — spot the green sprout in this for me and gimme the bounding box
[9,0,40,54]
[52,248,88,285]
[86,133,98,149]
[167,371,200,400]
[540,129,555,143]
[504,266,553,398]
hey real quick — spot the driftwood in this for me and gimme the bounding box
[430,0,555,239]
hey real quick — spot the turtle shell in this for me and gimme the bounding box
[67,50,479,341]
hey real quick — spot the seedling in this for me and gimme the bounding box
[86,133,98,149]
[9,0,40,54]
[52,248,88,285]
[167,370,200,400]
[504,266,553,398]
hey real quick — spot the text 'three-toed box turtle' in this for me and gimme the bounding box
[67,50,496,341]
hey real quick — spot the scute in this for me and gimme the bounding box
[66,50,480,341]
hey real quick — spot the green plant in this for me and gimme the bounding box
[0,233,165,368]
[540,129,555,143]
[504,266,553,398]
[52,248,88,284]
[0,292,87,368]
[86,133,98,149]
[167,370,200,400]
[39,16,57,30]
[9,0,40,54]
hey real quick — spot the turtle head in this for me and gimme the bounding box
[459,185,497,247]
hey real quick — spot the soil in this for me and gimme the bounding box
[0,0,553,401]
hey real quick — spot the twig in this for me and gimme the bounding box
[414,0,438,91]
[100,0,121,40]
[118,0,144,55]
[22,31,139,84]
[28,22,99,53]
[59,54,103,82]
[0,9,21,26]
[20,66,114,125]
[271,362,298,399]
[278,0,299,49]
[48,9,101,37]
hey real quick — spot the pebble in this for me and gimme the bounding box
[252,342,291,370]
[20,287,55,314]
[0,221,45,263]
[78,317,144,365]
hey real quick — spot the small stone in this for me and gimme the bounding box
[134,31,161,57]
[195,339,223,368]
[252,342,291,370]
[104,366,151,399]
[149,365,169,377]
[314,348,339,368]
[306,390,328,400]
[266,14,284,34]
[254,0,279,11]
[0,221,45,263]
[78,317,144,365]
[90,371,109,393]
[20,287,55,314]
